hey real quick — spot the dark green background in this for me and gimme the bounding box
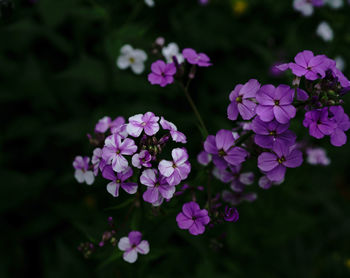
[1,0,350,277]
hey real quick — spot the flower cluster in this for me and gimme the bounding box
[148,40,212,87]
[198,50,349,208]
[74,112,190,207]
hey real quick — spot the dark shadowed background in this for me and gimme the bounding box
[1,0,350,277]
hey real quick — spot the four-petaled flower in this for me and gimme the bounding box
[140,169,175,205]
[227,79,261,121]
[158,148,191,186]
[116,45,147,74]
[102,166,138,197]
[118,231,150,263]
[256,84,296,124]
[132,150,152,169]
[102,134,137,172]
[204,129,248,169]
[73,156,94,185]
[127,112,160,137]
[258,145,303,182]
[252,117,296,149]
[176,201,210,235]
[303,108,336,139]
[182,48,211,67]
[148,60,176,87]
[329,106,350,146]
[160,116,187,143]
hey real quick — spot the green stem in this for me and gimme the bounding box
[181,84,209,138]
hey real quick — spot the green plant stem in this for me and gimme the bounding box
[181,84,209,138]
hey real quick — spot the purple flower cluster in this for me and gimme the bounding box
[148,47,211,87]
[198,50,349,209]
[73,112,190,207]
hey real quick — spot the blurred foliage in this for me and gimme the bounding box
[1,0,350,277]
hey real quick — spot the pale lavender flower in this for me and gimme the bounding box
[118,231,150,263]
[73,156,94,185]
[95,116,112,133]
[117,45,147,74]
[227,79,261,121]
[176,201,210,235]
[213,165,254,192]
[160,117,187,143]
[102,134,137,172]
[102,166,138,197]
[140,169,175,205]
[158,148,191,186]
[127,112,160,137]
[91,148,106,176]
[306,148,331,165]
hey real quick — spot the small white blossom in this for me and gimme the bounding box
[116,45,147,74]
[162,42,184,64]
[316,21,333,42]
[293,0,314,16]
[144,0,155,7]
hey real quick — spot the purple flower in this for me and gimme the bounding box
[197,151,212,166]
[118,231,150,263]
[303,108,336,139]
[258,145,303,182]
[158,148,191,186]
[110,116,127,136]
[256,84,296,124]
[227,79,261,121]
[140,169,175,205]
[306,148,330,166]
[132,150,152,169]
[148,60,176,87]
[252,117,296,149]
[95,116,112,133]
[102,166,138,197]
[127,112,160,137]
[213,165,254,192]
[258,175,284,189]
[222,190,257,205]
[102,134,137,172]
[223,206,239,222]
[91,148,106,176]
[204,129,248,169]
[160,117,187,143]
[329,106,350,146]
[73,156,94,185]
[182,48,211,67]
[176,202,210,235]
[278,50,329,80]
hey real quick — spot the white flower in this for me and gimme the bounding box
[144,0,155,7]
[74,169,95,185]
[316,21,334,42]
[162,42,184,64]
[326,0,343,9]
[335,56,346,71]
[293,0,314,16]
[116,45,147,74]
